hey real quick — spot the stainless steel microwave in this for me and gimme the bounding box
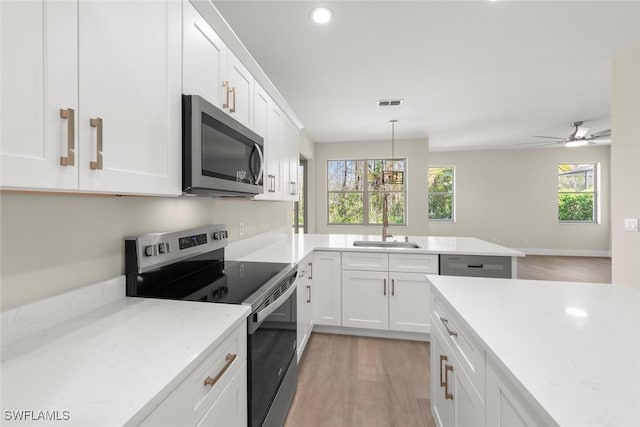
[182,94,264,197]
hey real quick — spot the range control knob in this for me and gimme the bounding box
[158,242,170,254]
[144,245,158,257]
[212,232,221,240]
[221,230,228,239]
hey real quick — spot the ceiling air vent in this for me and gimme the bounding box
[377,99,404,107]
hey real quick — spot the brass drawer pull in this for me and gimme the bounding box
[391,279,395,296]
[203,353,237,387]
[439,354,447,387]
[444,364,454,400]
[59,108,75,166]
[439,317,458,337]
[383,278,387,296]
[306,285,311,303]
[89,117,103,170]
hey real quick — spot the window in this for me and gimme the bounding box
[558,163,597,222]
[428,166,455,220]
[327,159,406,225]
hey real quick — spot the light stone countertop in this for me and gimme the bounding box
[428,274,640,427]
[1,277,250,427]
[226,233,524,264]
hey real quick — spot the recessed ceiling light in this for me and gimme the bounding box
[310,7,333,25]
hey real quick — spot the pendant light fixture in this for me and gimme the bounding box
[383,120,404,185]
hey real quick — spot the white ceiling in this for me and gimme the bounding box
[214,1,640,151]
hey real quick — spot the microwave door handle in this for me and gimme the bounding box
[254,143,265,184]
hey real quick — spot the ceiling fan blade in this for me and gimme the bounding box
[591,128,611,137]
[574,126,590,139]
[532,135,565,140]
[515,141,560,146]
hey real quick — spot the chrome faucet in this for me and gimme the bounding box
[382,194,393,241]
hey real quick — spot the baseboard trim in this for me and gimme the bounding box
[313,325,430,342]
[514,248,611,257]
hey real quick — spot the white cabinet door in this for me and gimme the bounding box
[253,83,281,200]
[225,51,253,128]
[451,358,485,427]
[389,272,431,333]
[78,0,181,195]
[182,0,227,106]
[486,361,545,427]
[0,0,78,190]
[431,328,453,427]
[296,254,313,362]
[281,115,299,201]
[313,251,341,327]
[197,363,247,427]
[341,270,388,330]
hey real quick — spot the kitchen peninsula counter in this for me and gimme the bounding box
[226,232,524,264]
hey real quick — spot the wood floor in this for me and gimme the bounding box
[517,255,611,283]
[284,256,610,427]
[285,333,434,427]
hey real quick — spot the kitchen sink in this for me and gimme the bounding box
[352,240,421,249]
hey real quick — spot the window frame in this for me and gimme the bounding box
[326,158,408,226]
[428,165,456,222]
[557,162,599,224]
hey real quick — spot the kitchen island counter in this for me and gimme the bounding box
[428,274,640,427]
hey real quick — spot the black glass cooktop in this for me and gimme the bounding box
[130,256,289,304]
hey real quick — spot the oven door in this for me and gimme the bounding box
[247,277,298,427]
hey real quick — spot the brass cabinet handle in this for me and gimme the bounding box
[59,108,75,166]
[223,81,230,109]
[383,278,387,296]
[392,279,395,296]
[444,364,454,400]
[229,86,236,113]
[306,285,311,303]
[204,353,237,387]
[439,317,458,337]
[439,355,447,387]
[308,262,313,280]
[89,117,103,170]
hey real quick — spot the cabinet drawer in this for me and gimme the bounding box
[342,252,388,271]
[389,253,438,273]
[440,255,512,279]
[139,320,247,426]
[432,294,485,400]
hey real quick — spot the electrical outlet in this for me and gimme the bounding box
[523,238,529,245]
[239,223,245,236]
[624,218,639,232]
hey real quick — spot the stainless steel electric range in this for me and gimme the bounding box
[125,224,298,427]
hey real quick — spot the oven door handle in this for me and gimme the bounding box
[255,279,298,324]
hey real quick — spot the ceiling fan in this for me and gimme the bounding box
[517,121,612,148]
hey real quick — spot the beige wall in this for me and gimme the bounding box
[314,139,430,235]
[611,43,640,288]
[0,193,292,309]
[428,146,611,255]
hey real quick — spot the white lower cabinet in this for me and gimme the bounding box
[296,253,314,362]
[313,251,342,327]
[485,360,546,427]
[197,364,247,427]
[341,252,435,333]
[431,316,484,427]
[137,321,247,427]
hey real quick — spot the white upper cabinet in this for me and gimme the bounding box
[1,0,78,191]
[182,1,252,128]
[1,0,181,196]
[182,0,227,107]
[78,0,181,195]
[282,115,300,202]
[253,83,283,200]
[225,51,253,128]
